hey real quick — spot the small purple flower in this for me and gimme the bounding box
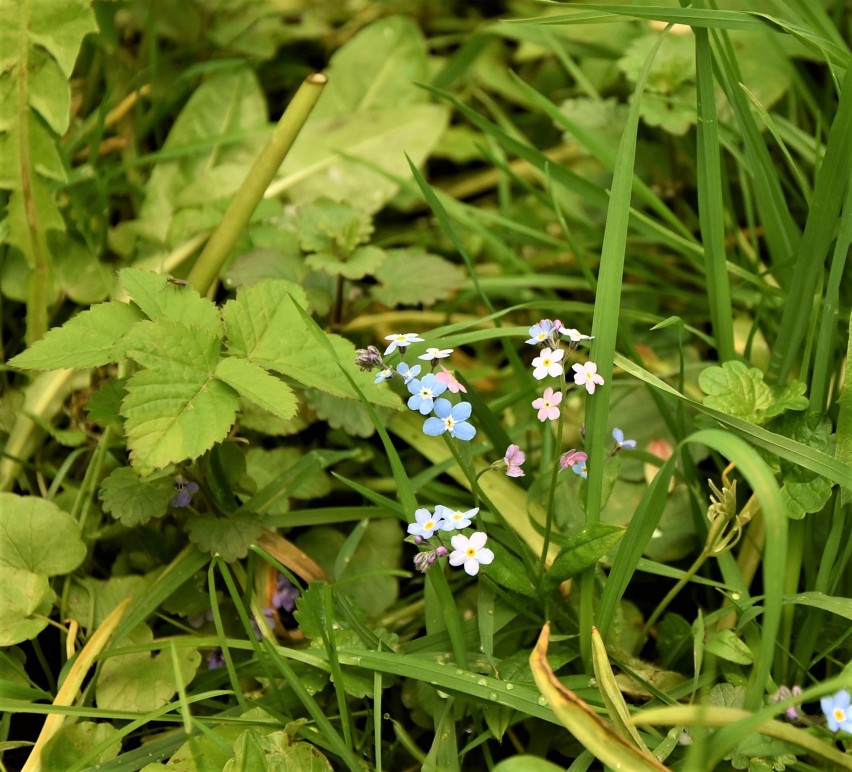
[413,545,449,573]
[771,685,803,722]
[271,574,300,613]
[503,444,526,478]
[407,373,448,415]
[170,477,199,508]
[612,427,637,451]
[423,399,476,441]
[355,345,384,371]
[559,450,587,471]
[207,648,224,669]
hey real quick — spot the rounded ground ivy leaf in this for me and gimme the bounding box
[0,568,53,646]
[99,467,174,526]
[0,493,86,575]
[187,512,264,562]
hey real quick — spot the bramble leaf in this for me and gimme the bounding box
[119,268,222,336]
[122,320,237,472]
[215,357,297,421]
[221,279,401,407]
[98,468,174,527]
[0,493,86,575]
[8,302,145,370]
[372,249,466,307]
[96,625,201,712]
[698,361,807,425]
[186,512,264,562]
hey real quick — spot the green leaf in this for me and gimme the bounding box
[0,0,97,260]
[224,729,332,772]
[186,512,263,562]
[120,67,269,248]
[221,279,400,407]
[371,249,466,307]
[215,357,297,421]
[0,568,53,646]
[98,467,173,527]
[544,523,626,590]
[41,721,121,771]
[305,245,386,280]
[245,448,331,515]
[0,493,86,575]
[96,624,201,712]
[66,575,147,629]
[122,319,238,472]
[781,475,833,519]
[705,630,753,665]
[698,361,807,425]
[85,378,126,427]
[303,389,385,438]
[293,582,326,641]
[119,268,222,337]
[492,757,566,772]
[296,197,373,254]
[7,301,145,370]
[482,544,536,598]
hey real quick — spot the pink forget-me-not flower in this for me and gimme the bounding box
[503,444,525,477]
[532,387,562,421]
[572,361,605,394]
[449,532,494,576]
[435,365,467,393]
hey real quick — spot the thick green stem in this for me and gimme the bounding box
[187,73,327,295]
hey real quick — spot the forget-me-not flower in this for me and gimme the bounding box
[526,319,560,346]
[448,532,494,576]
[532,386,562,421]
[821,689,852,732]
[572,361,605,394]
[423,399,476,441]
[396,361,421,384]
[532,347,564,380]
[384,332,424,355]
[612,427,637,451]
[407,507,445,539]
[503,444,526,477]
[418,347,453,361]
[407,373,448,414]
[438,506,479,531]
[435,366,467,393]
[374,367,394,384]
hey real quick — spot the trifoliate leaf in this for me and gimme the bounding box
[372,249,465,307]
[41,721,121,770]
[119,268,222,337]
[698,361,807,425]
[7,301,145,370]
[96,625,201,712]
[222,279,400,407]
[781,476,833,519]
[305,244,386,280]
[98,467,173,527]
[122,320,238,472]
[0,568,53,646]
[186,512,263,562]
[0,493,86,575]
[215,357,298,421]
[296,197,373,254]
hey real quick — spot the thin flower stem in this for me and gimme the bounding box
[538,372,567,579]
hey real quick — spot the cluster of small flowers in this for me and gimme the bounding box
[407,505,493,576]
[355,334,475,441]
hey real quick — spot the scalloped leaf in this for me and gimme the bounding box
[372,249,465,307]
[221,279,401,408]
[305,245,386,280]
[0,568,53,646]
[119,268,221,336]
[98,467,173,527]
[296,197,373,254]
[781,475,833,520]
[215,357,297,421]
[122,320,238,472]
[0,493,86,575]
[8,301,145,370]
[186,512,263,562]
[96,624,201,712]
[0,0,97,261]
[698,361,807,425]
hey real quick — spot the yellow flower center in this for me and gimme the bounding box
[425,520,436,530]
[834,707,846,722]
[465,547,477,557]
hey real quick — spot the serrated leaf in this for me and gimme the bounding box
[699,361,807,425]
[122,320,237,472]
[221,279,400,407]
[0,493,86,575]
[0,0,96,262]
[119,268,222,336]
[215,357,297,421]
[781,476,833,519]
[96,625,201,712]
[293,582,326,641]
[8,302,145,370]
[544,524,626,590]
[305,245,386,280]
[98,468,173,527]
[186,512,263,562]
[705,630,753,665]
[0,568,53,646]
[371,249,466,307]
[296,197,373,254]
